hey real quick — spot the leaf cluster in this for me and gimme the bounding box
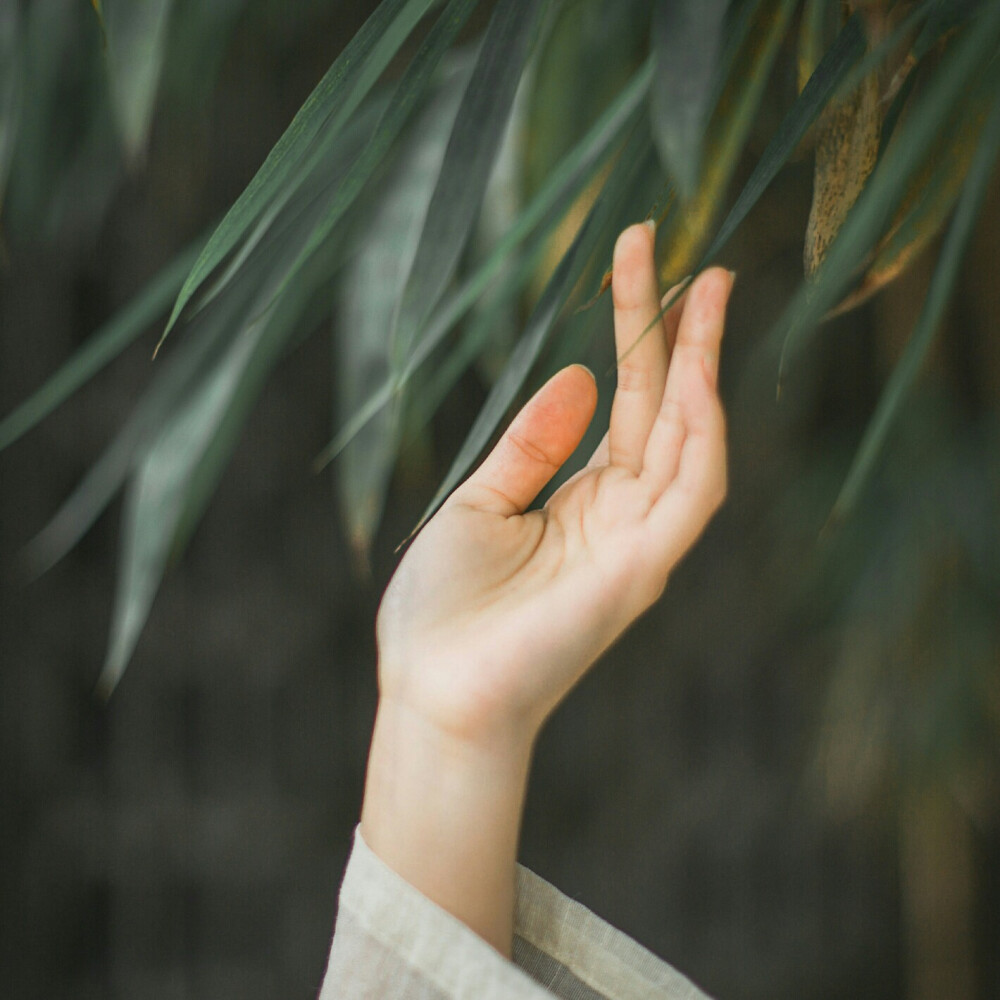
[3,0,999,699]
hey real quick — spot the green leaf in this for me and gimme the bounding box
[657,0,795,284]
[97,314,269,695]
[0,3,21,214]
[335,62,471,562]
[23,283,254,579]
[97,230,346,694]
[797,0,830,92]
[826,84,1000,528]
[25,79,382,577]
[101,0,175,162]
[392,0,549,366]
[650,0,729,200]
[160,0,439,342]
[0,239,201,452]
[190,93,388,320]
[775,1,1000,381]
[264,0,481,325]
[707,13,866,264]
[403,229,550,448]
[313,56,653,470]
[407,122,657,539]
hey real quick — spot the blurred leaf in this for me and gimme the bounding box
[264,0,481,326]
[23,282,255,578]
[336,63,471,563]
[804,23,882,276]
[97,224,351,693]
[101,0,175,162]
[392,0,549,367]
[776,1,1000,382]
[523,0,647,203]
[826,84,1000,527]
[97,315,268,695]
[160,0,250,106]
[0,2,21,214]
[798,0,830,92]
[314,57,653,470]
[24,152,354,575]
[912,0,979,60]
[650,0,729,200]
[658,0,795,284]
[404,246,544,439]
[407,123,657,540]
[160,0,440,343]
[832,81,994,313]
[25,40,402,578]
[0,239,202,452]
[192,94,388,317]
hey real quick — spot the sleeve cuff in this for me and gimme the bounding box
[322,825,713,1000]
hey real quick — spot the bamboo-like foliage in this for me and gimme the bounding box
[2,0,999,714]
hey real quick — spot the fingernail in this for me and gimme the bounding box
[727,269,738,289]
[643,218,657,235]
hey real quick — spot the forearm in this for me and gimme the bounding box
[359,694,535,957]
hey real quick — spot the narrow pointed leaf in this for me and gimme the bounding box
[798,0,829,92]
[265,0,481,325]
[651,0,729,200]
[189,93,388,321]
[23,290,249,578]
[97,317,268,696]
[23,175,337,574]
[101,0,175,162]
[0,240,201,451]
[404,230,549,441]
[161,0,438,340]
[313,58,652,470]
[393,0,548,365]
[658,0,795,284]
[97,227,345,693]
[26,74,385,578]
[705,14,865,263]
[828,86,1000,526]
[776,2,1000,377]
[335,68,469,560]
[408,126,656,539]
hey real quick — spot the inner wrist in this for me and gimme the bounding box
[359,695,535,954]
[366,694,536,791]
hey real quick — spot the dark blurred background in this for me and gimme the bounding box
[1,2,998,999]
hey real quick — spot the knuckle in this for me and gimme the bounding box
[506,428,557,468]
[616,362,654,394]
[655,398,684,429]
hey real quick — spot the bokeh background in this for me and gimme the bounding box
[1,2,998,999]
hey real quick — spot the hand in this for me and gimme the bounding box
[376,222,733,746]
[360,223,733,955]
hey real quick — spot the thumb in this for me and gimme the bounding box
[452,365,598,516]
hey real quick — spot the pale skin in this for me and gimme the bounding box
[360,221,734,957]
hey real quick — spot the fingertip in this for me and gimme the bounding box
[612,222,655,272]
[693,266,736,308]
[560,363,599,416]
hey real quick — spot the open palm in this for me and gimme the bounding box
[376,223,733,744]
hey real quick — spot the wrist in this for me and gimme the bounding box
[360,695,535,955]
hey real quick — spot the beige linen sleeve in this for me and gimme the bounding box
[320,827,713,1000]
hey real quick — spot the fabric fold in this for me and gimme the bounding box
[320,826,713,1000]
